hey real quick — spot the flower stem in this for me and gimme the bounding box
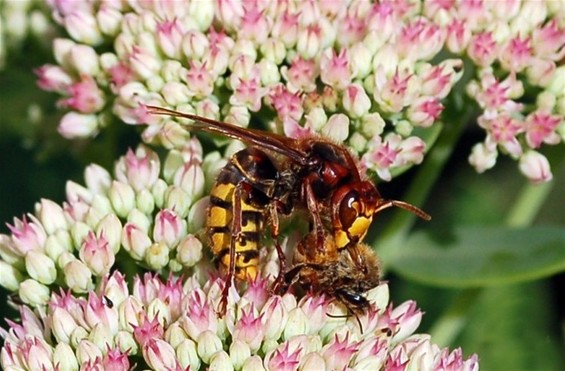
[428,288,481,347]
[376,93,476,263]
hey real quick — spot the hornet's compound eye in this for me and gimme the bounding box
[338,191,362,230]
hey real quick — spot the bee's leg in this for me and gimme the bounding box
[218,182,245,317]
[304,180,325,252]
[276,263,305,294]
[268,203,287,294]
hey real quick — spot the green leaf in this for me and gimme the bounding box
[455,283,564,370]
[387,226,565,287]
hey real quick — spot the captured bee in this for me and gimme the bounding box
[146,105,430,314]
[280,228,380,314]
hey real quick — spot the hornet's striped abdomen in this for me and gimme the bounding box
[206,147,279,281]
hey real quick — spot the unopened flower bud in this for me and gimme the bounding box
[0,260,24,291]
[519,150,553,184]
[58,112,99,139]
[97,5,123,36]
[300,352,326,371]
[25,250,57,285]
[145,241,170,270]
[84,164,112,195]
[322,113,349,142]
[241,355,266,371]
[109,181,136,218]
[197,330,223,364]
[88,322,114,350]
[69,44,99,76]
[176,234,203,267]
[79,231,115,276]
[164,186,191,218]
[63,259,94,293]
[210,350,234,371]
[122,223,151,260]
[176,338,200,370]
[65,10,103,45]
[127,209,151,232]
[19,279,50,306]
[53,342,79,371]
[36,198,67,235]
[76,339,103,366]
[283,307,309,340]
[96,213,122,254]
[115,330,138,355]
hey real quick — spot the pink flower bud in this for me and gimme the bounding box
[446,19,471,54]
[59,75,105,114]
[182,288,218,339]
[58,112,99,139]
[240,6,270,44]
[35,64,72,93]
[407,97,444,128]
[467,31,498,67]
[156,19,184,59]
[153,209,186,247]
[265,339,303,371]
[390,301,423,343]
[122,223,151,260]
[25,251,57,285]
[185,60,214,98]
[79,231,115,276]
[63,259,94,293]
[320,49,351,90]
[181,30,209,60]
[64,10,103,45]
[19,279,50,306]
[519,150,553,184]
[6,214,46,256]
[232,304,264,352]
[268,84,304,122]
[322,333,360,371]
[36,198,68,235]
[297,24,322,59]
[216,0,244,31]
[342,84,371,118]
[524,110,562,149]
[19,336,54,371]
[230,76,267,112]
[115,146,161,192]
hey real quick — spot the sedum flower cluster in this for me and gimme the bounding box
[0,143,478,369]
[1,271,478,371]
[35,0,564,183]
[0,144,215,302]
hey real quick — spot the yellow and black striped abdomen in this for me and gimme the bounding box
[206,148,279,281]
